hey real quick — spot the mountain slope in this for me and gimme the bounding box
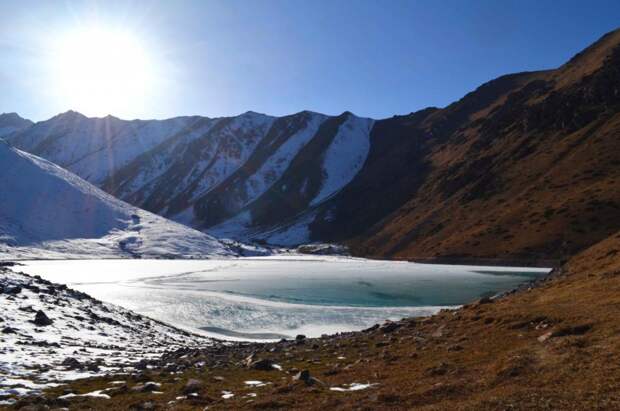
[0,140,232,259]
[349,28,620,261]
[0,113,33,138]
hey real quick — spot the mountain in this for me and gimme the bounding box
[348,28,620,261]
[5,111,202,185]
[7,28,620,262]
[0,113,33,138]
[7,109,375,245]
[0,139,233,259]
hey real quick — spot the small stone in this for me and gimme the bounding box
[182,379,203,394]
[293,370,311,384]
[478,296,493,304]
[379,321,401,333]
[33,310,53,326]
[131,382,161,393]
[250,359,275,371]
[61,357,82,370]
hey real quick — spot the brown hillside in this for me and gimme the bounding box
[350,28,620,261]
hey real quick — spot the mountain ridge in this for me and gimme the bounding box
[5,27,620,262]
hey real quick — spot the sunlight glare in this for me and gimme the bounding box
[51,27,154,117]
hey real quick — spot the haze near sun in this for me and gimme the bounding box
[50,27,155,118]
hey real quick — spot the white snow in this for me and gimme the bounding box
[7,113,199,185]
[330,383,379,392]
[186,112,275,202]
[0,140,232,259]
[240,113,326,207]
[311,114,374,206]
[115,118,221,198]
[0,269,216,396]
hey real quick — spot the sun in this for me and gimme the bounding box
[51,27,154,117]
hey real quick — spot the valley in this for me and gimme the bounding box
[0,20,619,411]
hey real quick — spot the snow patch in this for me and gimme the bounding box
[311,115,374,206]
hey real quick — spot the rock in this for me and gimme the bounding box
[251,358,275,371]
[293,369,325,386]
[61,357,82,370]
[478,296,493,305]
[33,310,53,326]
[86,363,100,372]
[379,321,401,333]
[295,334,306,344]
[182,379,203,394]
[2,326,17,334]
[293,369,311,384]
[131,382,161,393]
[6,285,21,295]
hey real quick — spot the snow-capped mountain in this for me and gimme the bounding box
[7,110,374,245]
[0,113,33,138]
[6,111,202,185]
[0,139,233,259]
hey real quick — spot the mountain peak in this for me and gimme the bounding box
[54,110,87,121]
[0,112,33,137]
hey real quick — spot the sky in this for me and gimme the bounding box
[1,0,619,122]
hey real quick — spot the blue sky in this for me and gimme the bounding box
[1,0,619,121]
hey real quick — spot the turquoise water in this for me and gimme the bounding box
[19,257,550,339]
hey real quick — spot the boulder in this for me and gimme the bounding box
[250,358,275,371]
[33,310,53,326]
[6,285,21,295]
[61,357,82,370]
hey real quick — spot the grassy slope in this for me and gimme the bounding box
[351,28,620,262]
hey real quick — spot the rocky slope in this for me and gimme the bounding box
[0,265,222,405]
[7,29,620,261]
[0,140,233,259]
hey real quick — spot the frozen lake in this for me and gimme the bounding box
[17,256,550,340]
